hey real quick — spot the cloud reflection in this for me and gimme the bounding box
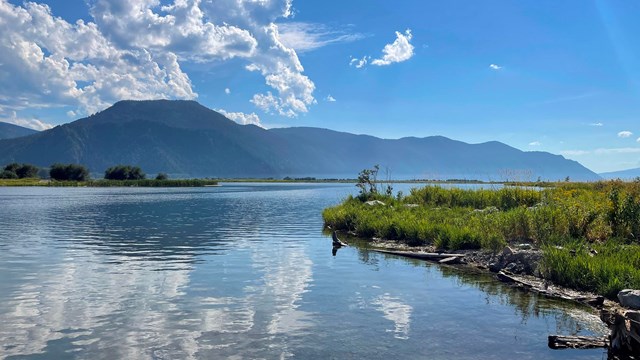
[372,294,413,340]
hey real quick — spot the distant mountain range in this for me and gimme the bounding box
[599,168,640,180]
[0,100,601,181]
[0,122,38,140]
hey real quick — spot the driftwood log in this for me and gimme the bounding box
[371,249,465,262]
[497,271,604,307]
[548,335,608,349]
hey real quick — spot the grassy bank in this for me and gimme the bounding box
[0,178,219,187]
[323,180,640,298]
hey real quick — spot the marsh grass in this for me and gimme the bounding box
[323,180,640,297]
[541,241,640,298]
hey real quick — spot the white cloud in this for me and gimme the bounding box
[528,141,541,146]
[217,108,262,127]
[325,95,336,102]
[225,88,231,94]
[200,3,316,117]
[637,137,640,143]
[595,147,640,154]
[489,64,502,70]
[0,1,196,116]
[277,22,364,52]
[618,130,633,138]
[89,0,258,62]
[3,111,53,131]
[561,147,640,156]
[66,110,76,118]
[0,0,316,120]
[590,122,604,127]
[561,150,590,156]
[349,55,370,69]
[371,29,414,66]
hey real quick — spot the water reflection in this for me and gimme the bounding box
[0,184,608,359]
[365,249,608,338]
[372,294,412,340]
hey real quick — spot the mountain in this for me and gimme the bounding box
[599,168,640,180]
[0,100,601,181]
[0,122,38,140]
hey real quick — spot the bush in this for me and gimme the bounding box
[155,172,168,180]
[0,169,18,179]
[49,163,90,181]
[104,165,146,180]
[15,164,39,178]
[1,163,39,179]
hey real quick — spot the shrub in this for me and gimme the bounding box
[104,165,146,180]
[155,172,168,180]
[0,169,18,179]
[1,163,39,179]
[49,163,90,181]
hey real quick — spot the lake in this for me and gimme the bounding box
[0,183,608,359]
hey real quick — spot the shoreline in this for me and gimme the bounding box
[345,232,612,309]
[334,231,640,356]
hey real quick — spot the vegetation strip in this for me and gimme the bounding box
[323,171,640,300]
[0,162,218,187]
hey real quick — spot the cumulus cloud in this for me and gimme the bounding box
[0,0,316,120]
[590,122,604,127]
[371,29,414,66]
[528,141,541,146]
[489,64,502,70]
[217,108,262,127]
[0,0,196,116]
[637,137,640,143]
[225,88,231,94]
[2,111,53,131]
[277,22,364,52]
[325,95,336,102]
[618,131,633,138]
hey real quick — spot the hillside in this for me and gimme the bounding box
[0,122,38,140]
[600,168,640,180]
[0,100,601,181]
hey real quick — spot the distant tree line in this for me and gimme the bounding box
[1,162,169,182]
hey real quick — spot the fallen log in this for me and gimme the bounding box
[372,249,465,261]
[548,335,608,349]
[497,271,604,307]
[439,256,461,264]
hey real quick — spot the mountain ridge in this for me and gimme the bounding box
[0,100,601,181]
[600,168,640,180]
[0,122,39,140]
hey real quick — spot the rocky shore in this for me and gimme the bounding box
[352,235,640,358]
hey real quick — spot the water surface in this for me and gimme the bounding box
[0,183,607,359]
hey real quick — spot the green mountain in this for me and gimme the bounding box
[0,100,601,181]
[0,122,38,140]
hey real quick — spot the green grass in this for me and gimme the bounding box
[323,180,640,298]
[541,241,640,298]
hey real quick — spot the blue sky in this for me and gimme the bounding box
[1,0,639,173]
